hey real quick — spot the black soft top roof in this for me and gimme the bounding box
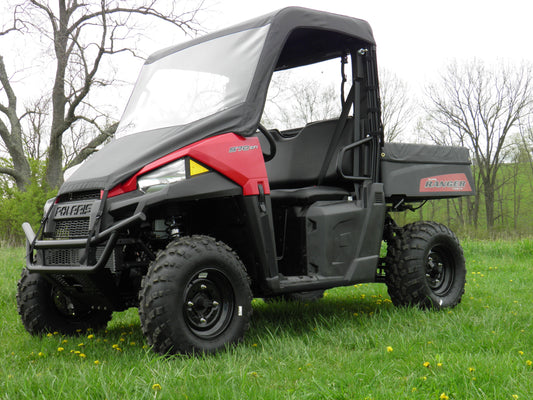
[147,7,375,66]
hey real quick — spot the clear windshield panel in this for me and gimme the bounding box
[116,25,270,138]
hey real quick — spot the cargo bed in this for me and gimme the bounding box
[381,142,475,201]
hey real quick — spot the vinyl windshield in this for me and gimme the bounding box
[116,25,269,138]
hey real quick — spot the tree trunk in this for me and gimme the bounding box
[484,186,495,231]
[0,56,32,190]
[42,1,67,189]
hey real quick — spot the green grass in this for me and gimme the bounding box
[1,240,532,399]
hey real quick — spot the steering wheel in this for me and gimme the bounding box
[257,123,277,162]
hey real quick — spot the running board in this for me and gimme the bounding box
[265,274,345,295]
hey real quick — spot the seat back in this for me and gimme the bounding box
[264,118,354,190]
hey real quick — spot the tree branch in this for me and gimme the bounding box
[29,0,58,35]
[0,165,24,181]
[67,1,204,37]
[0,4,26,36]
[0,55,18,115]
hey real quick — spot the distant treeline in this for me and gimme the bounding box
[393,162,533,239]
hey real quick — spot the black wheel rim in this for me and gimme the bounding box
[425,245,455,296]
[183,268,234,339]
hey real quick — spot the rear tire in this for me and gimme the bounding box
[139,235,252,355]
[17,269,112,335]
[385,221,466,309]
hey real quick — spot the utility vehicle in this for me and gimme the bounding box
[18,7,474,354]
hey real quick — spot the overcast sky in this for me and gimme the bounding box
[204,0,533,91]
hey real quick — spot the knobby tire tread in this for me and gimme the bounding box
[385,221,466,309]
[139,235,252,355]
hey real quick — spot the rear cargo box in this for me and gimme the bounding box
[381,142,475,201]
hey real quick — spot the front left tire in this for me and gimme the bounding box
[139,235,252,355]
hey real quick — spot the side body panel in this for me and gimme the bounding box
[109,133,270,197]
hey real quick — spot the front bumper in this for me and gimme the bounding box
[23,212,146,273]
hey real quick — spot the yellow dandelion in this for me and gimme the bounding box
[386,346,393,353]
[249,371,259,378]
[519,351,524,355]
[468,367,475,373]
[38,352,45,357]
[46,333,53,337]
[439,393,449,400]
[437,363,443,368]
[94,360,100,365]
[79,353,86,358]
[423,361,430,368]
[411,388,417,392]
[57,347,64,352]
[252,343,258,347]
[526,360,532,366]
[62,339,68,344]
[129,342,136,346]
[87,334,94,339]
[78,343,84,347]
[512,396,518,400]
[152,384,162,391]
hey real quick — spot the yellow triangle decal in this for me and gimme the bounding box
[189,159,209,176]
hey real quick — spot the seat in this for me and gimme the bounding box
[264,118,355,190]
[259,118,355,206]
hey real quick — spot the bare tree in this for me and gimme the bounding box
[379,68,413,142]
[0,54,32,189]
[424,60,533,231]
[0,0,204,190]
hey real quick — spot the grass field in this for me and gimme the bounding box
[1,240,532,399]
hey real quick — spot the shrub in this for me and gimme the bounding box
[0,159,57,245]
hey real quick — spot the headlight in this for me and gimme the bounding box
[138,159,187,193]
